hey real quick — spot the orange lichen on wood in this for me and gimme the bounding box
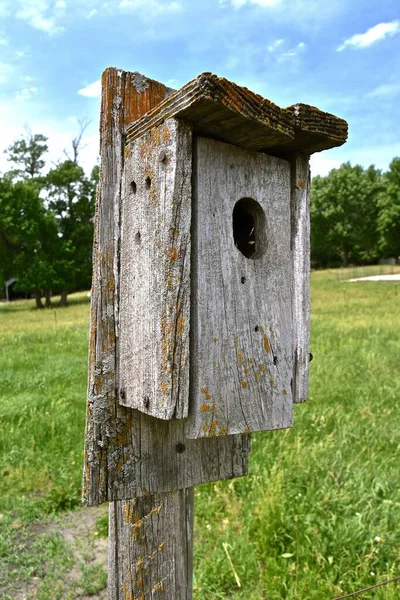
[263,335,271,353]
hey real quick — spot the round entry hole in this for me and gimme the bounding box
[232,198,266,259]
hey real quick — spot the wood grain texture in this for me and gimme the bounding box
[83,69,250,507]
[186,137,293,439]
[126,72,348,156]
[119,118,192,420]
[291,153,311,403]
[108,489,194,600]
[83,67,176,506]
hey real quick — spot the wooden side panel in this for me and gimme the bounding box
[291,153,311,403]
[119,118,192,420]
[83,70,250,506]
[108,490,194,599]
[186,137,293,439]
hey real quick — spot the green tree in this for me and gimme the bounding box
[45,160,97,304]
[4,128,48,182]
[311,163,382,267]
[377,158,400,259]
[0,176,57,308]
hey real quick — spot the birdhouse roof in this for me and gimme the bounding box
[126,72,348,157]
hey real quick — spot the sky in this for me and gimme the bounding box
[0,0,399,177]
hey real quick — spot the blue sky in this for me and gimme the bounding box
[0,0,399,176]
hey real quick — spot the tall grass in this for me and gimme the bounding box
[0,270,399,598]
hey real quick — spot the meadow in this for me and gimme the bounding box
[0,267,399,599]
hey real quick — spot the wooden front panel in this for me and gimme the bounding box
[186,137,293,438]
[119,118,192,420]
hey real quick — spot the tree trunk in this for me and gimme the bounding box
[35,289,44,309]
[343,244,349,267]
[59,290,68,306]
[45,290,52,308]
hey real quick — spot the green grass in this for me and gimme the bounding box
[0,293,90,521]
[0,269,400,599]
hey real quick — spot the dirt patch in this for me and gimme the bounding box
[4,506,108,600]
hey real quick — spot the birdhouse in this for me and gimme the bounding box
[83,69,347,505]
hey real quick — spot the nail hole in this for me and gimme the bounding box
[241,276,246,284]
[176,443,186,454]
[145,176,151,189]
[159,150,168,164]
[273,356,278,366]
[131,181,137,194]
[135,231,141,245]
[254,325,259,332]
[233,198,266,259]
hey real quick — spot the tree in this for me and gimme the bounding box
[0,175,57,308]
[4,127,48,182]
[311,163,383,267]
[377,158,400,259]
[45,160,97,305]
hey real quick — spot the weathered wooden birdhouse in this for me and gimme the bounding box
[84,69,348,506]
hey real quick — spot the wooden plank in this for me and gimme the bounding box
[186,137,293,439]
[108,489,194,599]
[126,72,348,156]
[291,153,311,403]
[83,69,250,507]
[119,118,192,420]
[83,67,175,506]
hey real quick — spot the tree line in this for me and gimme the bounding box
[311,160,400,267]
[0,127,98,307]
[1,129,399,307]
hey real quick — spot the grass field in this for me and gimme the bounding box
[1,267,399,599]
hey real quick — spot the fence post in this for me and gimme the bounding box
[83,68,347,599]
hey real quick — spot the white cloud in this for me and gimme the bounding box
[78,80,101,98]
[367,82,400,98]
[221,0,281,6]
[337,20,400,51]
[15,86,38,102]
[267,38,284,52]
[266,39,306,62]
[119,0,182,12]
[278,41,306,60]
[15,0,66,35]
[310,154,342,177]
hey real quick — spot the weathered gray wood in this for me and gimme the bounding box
[119,118,192,420]
[83,69,250,507]
[291,153,311,403]
[186,137,293,439]
[108,489,194,599]
[83,67,177,505]
[126,72,348,156]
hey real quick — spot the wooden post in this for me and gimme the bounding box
[109,490,194,599]
[83,68,347,600]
